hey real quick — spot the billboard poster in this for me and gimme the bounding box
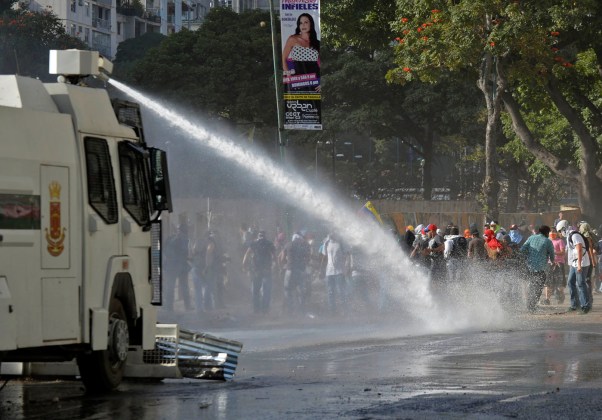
[280,0,322,130]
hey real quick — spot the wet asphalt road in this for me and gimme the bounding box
[3,304,602,419]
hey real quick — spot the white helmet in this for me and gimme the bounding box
[556,219,569,236]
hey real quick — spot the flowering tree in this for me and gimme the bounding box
[0,7,87,79]
[390,0,602,222]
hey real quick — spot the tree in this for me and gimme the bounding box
[320,1,485,200]
[388,0,602,223]
[129,8,277,136]
[113,32,166,82]
[0,7,88,80]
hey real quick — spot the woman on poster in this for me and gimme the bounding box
[282,13,320,92]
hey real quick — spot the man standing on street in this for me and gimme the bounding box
[520,225,555,313]
[557,220,591,314]
[243,230,276,314]
[321,232,349,315]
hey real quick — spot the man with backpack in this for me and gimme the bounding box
[557,220,591,314]
[578,222,598,306]
[444,226,468,283]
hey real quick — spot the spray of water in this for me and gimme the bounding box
[109,78,518,333]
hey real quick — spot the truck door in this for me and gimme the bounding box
[117,141,154,313]
[83,137,121,313]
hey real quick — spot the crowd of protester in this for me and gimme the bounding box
[405,216,602,314]
[161,212,602,318]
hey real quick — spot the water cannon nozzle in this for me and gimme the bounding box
[98,55,113,76]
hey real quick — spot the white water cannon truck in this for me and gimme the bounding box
[0,50,173,392]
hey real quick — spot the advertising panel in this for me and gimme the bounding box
[280,0,322,130]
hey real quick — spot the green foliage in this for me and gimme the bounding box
[131,8,276,127]
[0,9,88,79]
[322,0,397,53]
[113,32,166,81]
[386,0,602,211]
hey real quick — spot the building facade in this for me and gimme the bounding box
[29,0,212,59]
[28,0,271,59]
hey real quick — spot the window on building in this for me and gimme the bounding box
[70,0,76,12]
[117,21,121,35]
[85,1,89,16]
[84,27,90,43]
[71,23,76,36]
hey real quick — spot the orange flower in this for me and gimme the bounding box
[395,37,401,41]
[553,56,563,62]
[550,31,560,36]
[422,36,428,41]
[490,42,495,47]
[417,27,422,32]
[399,39,405,44]
[403,29,410,35]
[422,23,428,28]
[403,67,412,72]
[562,62,573,67]
[401,17,409,23]
[432,9,440,13]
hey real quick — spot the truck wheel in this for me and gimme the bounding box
[77,298,130,392]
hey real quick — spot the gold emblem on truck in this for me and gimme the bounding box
[45,181,66,256]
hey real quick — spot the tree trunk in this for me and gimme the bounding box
[545,77,602,225]
[477,52,503,220]
[501,78,602,226]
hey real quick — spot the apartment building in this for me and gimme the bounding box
[27,0,211,59]
[214,0,270,12]
[26,0,271,59]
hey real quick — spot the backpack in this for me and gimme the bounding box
[449,236,468,259]
[569,231,590,253]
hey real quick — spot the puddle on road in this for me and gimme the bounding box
[5,328,602,419]
[238,327,602,389]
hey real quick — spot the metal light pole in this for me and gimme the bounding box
[268,0,285,152]
[315,141,321,179]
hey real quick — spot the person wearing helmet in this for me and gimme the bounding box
[557,219,591,314]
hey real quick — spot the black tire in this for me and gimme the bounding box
[77,298,129,393]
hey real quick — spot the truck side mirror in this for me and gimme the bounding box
[149,148,173,213]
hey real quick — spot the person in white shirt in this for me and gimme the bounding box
[557,220,591,314]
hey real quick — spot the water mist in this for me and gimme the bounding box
[109,78,516,334]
